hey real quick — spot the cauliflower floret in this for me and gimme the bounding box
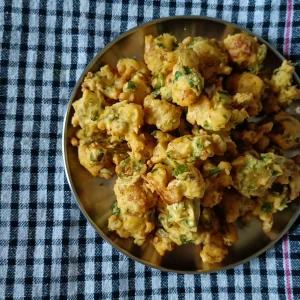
[169,166,205,200]
[98,101,144,139]
[149,130,175,165]
[166,133,227,166]
[72,88,107,136]
[221,191,256,223]
[152,229,175,256]
[231,152,287,198]
[201,161,232,208]
[274,158,300,201]
[113,177,157,216]
[269,60,300,105]
[233,122,273,152]
[78,137,116,178]
[185,37,232,84]
[117,58,150,81]
[167,133,227,165]
[119,72,151,105]
[144,33,179,75]
[269,112,300,150]
[232,92,262,117]
[108,209,155,246]
[223,33,267,73]
[200,234,228,264]
[143,95,182,132]
[157,198,210,246]
[82,66,125,100]
[144,164,205,204]
[168,63,204,107]
[252,192,286,233]
[225,72,265,104]
[187,92,248,132]
[159,198,201,232]
[115,152,147,178]
[177,48,200,69]
[143,163,174,203]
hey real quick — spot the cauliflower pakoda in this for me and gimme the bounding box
[71,31,300,265]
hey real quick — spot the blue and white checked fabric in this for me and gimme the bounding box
[1,0,300,299]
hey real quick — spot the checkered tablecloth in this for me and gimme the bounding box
[1,0,300,299]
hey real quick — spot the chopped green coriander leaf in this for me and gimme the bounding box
[120,160,128,167]
[101,168,113,175]
[207,167,223,178]
[90,152,95,162]
[248,184,256,191]
[172,164,188,176]
[195,139,202,148]
[271,170,280,176]
[188,80,195,88]
[157,43,165,48]
[183,66,192,75]
[90,111,99,121]
[220,96,230,104]
[127,81,136,90]
[113,207,121,215]
[203,120,211,129]
[261,202,272,214]
[150,168,158,173]
[135,165,142,171]
[90,150,103,162]
[218,90,229,96]
[152,90,161,98]
[295,137,300,143]
[179,234,193,244]
[174,71,183,81]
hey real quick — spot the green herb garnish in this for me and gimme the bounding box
[261,202,272,214]
[188,80,195,88]
[113,207,121,215]
[179,234,193,244]
[152,90,161,98]
[172,164,188,176]
[135,165,142,171]
[207,167,222,178]
[203,120,211,129]
[90,111,99,121]
[174,71,183,81]
[248,184,256,191]
[157,43,165,48]
[183,66,192,75]
[127,81,136,90]
[271,170,280,176]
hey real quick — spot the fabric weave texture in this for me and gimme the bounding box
[0,0,300,299]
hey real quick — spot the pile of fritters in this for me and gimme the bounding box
[71,32,300,263]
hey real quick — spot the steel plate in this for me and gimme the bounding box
[63,16,300,273]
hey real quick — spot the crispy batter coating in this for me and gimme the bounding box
[143,95,182,132]
[71,32,300,264]
[269,112,300,150]
[223,33,267,73]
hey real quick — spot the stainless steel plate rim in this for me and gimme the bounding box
[63,15,300,274]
